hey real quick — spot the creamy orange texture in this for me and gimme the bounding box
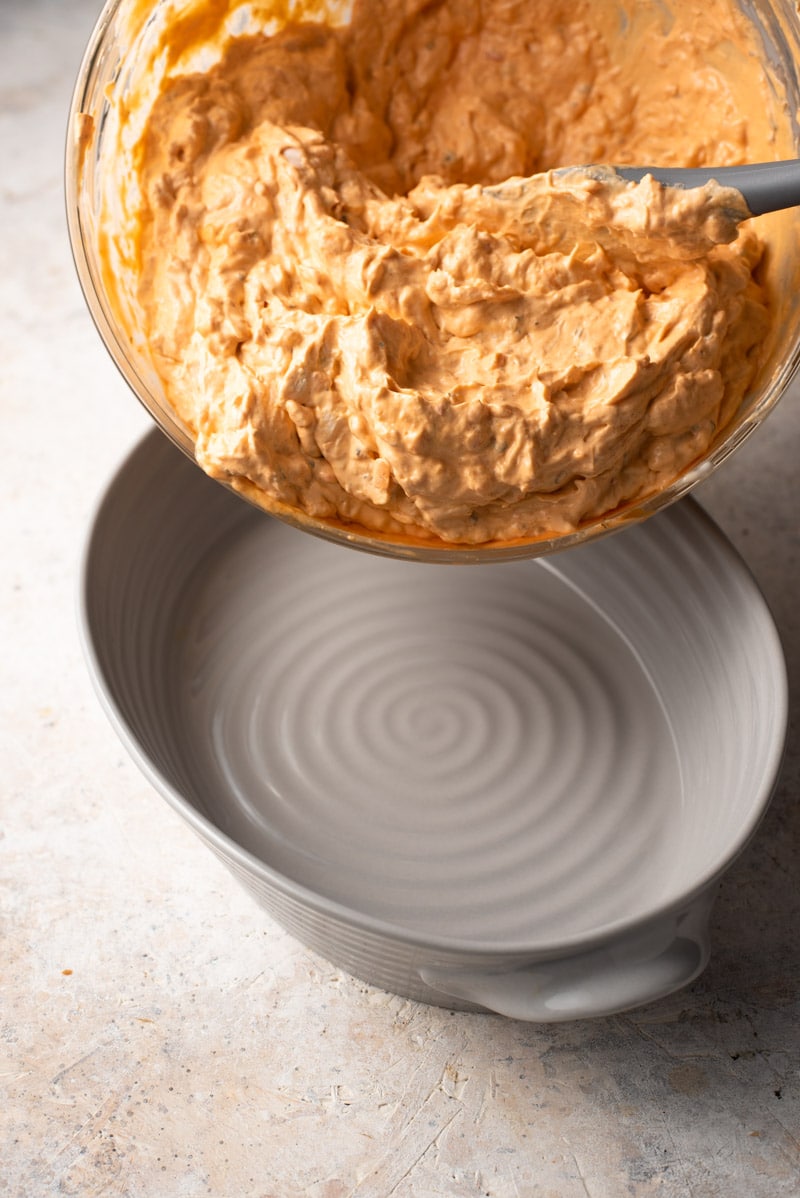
[130,0,790,544]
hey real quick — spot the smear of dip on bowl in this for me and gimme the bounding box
[98,0,798,548]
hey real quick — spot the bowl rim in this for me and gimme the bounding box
[78,428,790,959]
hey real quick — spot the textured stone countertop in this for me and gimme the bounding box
[2,2,799,1194]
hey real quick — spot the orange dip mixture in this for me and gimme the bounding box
[130,0,790,543]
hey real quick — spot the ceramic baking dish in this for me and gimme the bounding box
[80,429,787,1019]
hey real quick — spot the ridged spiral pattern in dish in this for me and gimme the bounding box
[165,519,682,944]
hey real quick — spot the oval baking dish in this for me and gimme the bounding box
[80,430,787,1020]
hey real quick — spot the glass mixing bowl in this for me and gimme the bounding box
[66,0,800,563]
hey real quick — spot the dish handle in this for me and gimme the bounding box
[418,897,714,1021]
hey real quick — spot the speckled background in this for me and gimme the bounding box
[2,1,798,1194]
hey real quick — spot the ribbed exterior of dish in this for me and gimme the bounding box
[211,847,469,1007]
[81,431,787,1012]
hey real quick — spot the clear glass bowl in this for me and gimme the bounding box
[66,0,800,563]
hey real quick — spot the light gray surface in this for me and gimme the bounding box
[2,1,799,1194]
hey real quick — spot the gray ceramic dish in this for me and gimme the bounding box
[81,429,787,1020]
